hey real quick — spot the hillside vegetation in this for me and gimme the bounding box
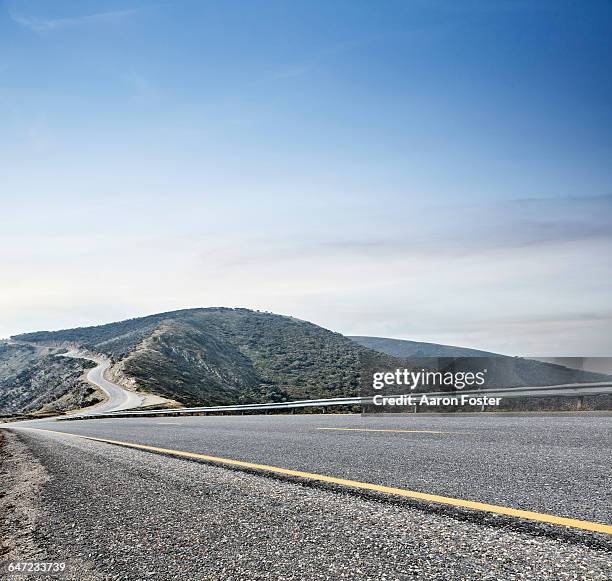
[349,336,496,358]
[11,308,610,409]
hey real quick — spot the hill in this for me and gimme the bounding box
[13,308,394,406]
[9,309,611,411]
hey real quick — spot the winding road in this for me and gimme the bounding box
[59,351,161,414]
[83,358,146,413]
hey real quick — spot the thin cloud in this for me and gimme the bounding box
[9,7,137,34]
[257,36,381,87]
[122,72,161,105]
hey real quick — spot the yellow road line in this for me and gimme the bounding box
[15,427,612,536]
[317,427,452,434]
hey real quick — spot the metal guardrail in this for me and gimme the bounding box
[66,381,612,419]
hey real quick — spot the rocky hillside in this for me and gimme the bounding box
[0,342,102,415]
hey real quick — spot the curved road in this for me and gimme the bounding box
[3,413,611,580]
[2,349,609,579]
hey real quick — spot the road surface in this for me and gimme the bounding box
[1,413,610,580]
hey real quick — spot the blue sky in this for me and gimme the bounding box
[1,0,611,355]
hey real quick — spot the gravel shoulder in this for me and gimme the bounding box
[0,429,47,561]
[1,428,611,581]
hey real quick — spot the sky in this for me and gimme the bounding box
[1,0,611,356]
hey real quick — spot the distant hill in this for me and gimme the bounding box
[349,335,610,389]
[349,336,496,358]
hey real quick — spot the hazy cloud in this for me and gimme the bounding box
[197,194,612,270]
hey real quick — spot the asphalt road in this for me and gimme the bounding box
[2,423,611,581]
[9,413,612,525]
